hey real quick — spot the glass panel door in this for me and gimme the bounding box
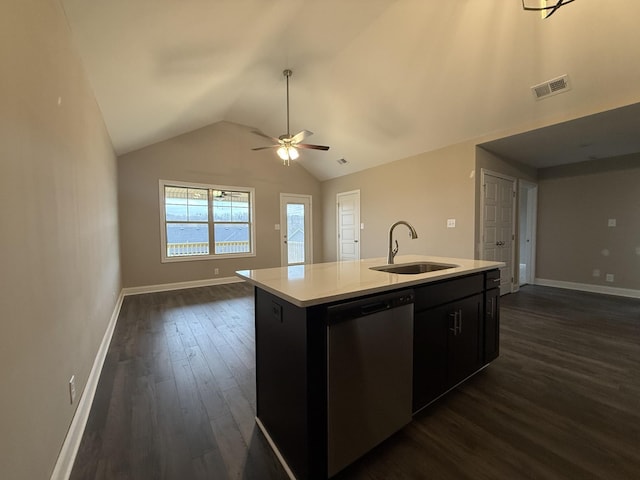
[280,194,312,266]
[286,203,306,264]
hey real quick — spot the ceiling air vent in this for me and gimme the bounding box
[531,74,571,100]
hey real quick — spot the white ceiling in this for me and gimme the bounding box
[59,0,640,180]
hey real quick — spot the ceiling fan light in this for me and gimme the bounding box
[277,146,299,161]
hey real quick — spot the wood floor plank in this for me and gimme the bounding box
[71,282,640,480]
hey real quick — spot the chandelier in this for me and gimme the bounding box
[522,0,575,19]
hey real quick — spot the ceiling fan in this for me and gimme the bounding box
[251,69,329,166]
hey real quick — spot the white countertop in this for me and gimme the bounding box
[236,255,504,307]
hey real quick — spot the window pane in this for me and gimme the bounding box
[213,191,249,222]
[232,204,249,222]
[166,204,187,221]
[231,192,250,222]
[165,186,208,222]
[214,224,250,254]
[165,186,188,221]
[287,203,305,264]
[188,204,208,221]
[166,223,209,256]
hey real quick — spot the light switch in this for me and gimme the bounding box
[608,219,616,227]
[360,223,365,230]
[275,224,280,230]
[447,219,456,228]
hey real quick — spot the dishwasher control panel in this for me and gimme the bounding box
[326,289,414,323]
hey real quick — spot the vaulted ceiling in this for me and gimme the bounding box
[60,0,640,180]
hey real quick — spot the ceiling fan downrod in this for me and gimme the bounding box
[283,69,292,138]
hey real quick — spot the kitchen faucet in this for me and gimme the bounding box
[387,221,419,264]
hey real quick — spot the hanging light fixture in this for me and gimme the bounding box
[277,145,299,164]
[522,0,575,18]
[251,69,330,166]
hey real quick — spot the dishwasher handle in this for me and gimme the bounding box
[326,289,414,323]
[360,301,392,316]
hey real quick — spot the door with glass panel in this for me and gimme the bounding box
[280,194,312,266]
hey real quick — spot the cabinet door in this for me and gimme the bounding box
[446,294,483,388]
[413,308,447,412]
[484,287,500,363]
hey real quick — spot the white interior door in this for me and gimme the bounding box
[481,170,516,295]
[337,190,361,261]
[280,194,312,266]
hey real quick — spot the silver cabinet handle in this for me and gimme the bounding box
[449,310,463,335]
[449,312,457,335]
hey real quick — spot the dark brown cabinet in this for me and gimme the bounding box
[413,271,498,413]
[484,269,501,363]
[446,293,483,387]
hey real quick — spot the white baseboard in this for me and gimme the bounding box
[122,276,245,296]
[50,290,125,480]
[534,278,640,299]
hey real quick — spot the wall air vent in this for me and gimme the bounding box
[531,74,571,100]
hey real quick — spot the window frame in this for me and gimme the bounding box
[159,179,256,263]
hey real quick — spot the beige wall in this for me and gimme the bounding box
[0,1,121,479]
[537,155,640,290]
[118,121,322,288]
[322,141,478,262]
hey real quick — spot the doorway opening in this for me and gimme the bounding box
[518,181,538,286]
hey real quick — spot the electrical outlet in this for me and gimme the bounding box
[214,268,219,275]
[605,274,614,282]
[272,301,283,322]
[607,219,616,227]
[69,375,76,404]
[447,219,456,228]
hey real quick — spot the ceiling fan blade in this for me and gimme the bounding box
[251,130,281,143]
[291,130,313,144]
[296,143,330,151]
[251,145,278,151]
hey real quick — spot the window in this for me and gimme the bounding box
[160,180,255,261]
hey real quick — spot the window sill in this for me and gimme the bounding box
[161,252,256,263]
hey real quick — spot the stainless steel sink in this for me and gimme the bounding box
[370,262,458,275]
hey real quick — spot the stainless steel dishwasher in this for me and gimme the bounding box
[326,289,414,477]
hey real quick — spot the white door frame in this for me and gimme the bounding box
[518,180,538,287]
[280,193,313,266]
[336,190,361,261]
[480,169,517,295]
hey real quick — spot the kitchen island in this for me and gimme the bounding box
[236,255,504,479]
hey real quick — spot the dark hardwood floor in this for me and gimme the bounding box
[71,283,640,480]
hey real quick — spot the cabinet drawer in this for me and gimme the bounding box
[414,273,483,311]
